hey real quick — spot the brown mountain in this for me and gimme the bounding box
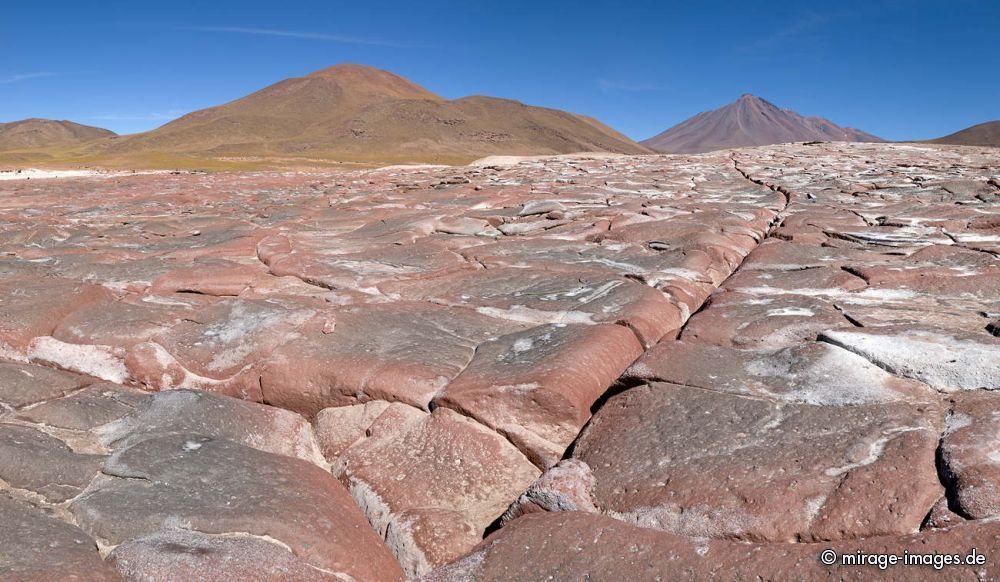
[642,94,881,154]
[0,118,115,151]
[928,121,1000,147]
[94,64,650,165]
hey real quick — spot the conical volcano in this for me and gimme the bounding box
[642,94,881,154]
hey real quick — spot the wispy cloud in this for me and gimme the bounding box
[86,109,188,121]
[596,79,665,94]
[185,26,403,47]
[0,72,55,84]
[737,11,832,54]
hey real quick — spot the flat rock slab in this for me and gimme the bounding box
[820,327,1000,391]
[149,261,271,296]
[95,389,325,465]
[51,294,200,350]
[385,267,683,348]
[262,302,526,415]
[436,322,644,468]
[627,340,936,405]
[0,424,105,503]
[329,403,539,576]
[0,276,112,356]
[940,390,1000,519]
[680,291,852,348]
[11,383,147,431]
[0,494,119,581]
[127,298,316,399]
[71,434,404,581]
[109,529,340,581]
[425,511,1000,581]
[572,382,943,542]
[0,361,89,410]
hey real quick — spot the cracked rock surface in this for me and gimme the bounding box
[1,143,998,579]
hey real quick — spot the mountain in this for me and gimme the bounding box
[92,64,650,165]
[0,119,115,151]
[642,94,881,154]
[928,121,1000,147]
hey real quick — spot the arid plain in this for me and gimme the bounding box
[1,139,997,580]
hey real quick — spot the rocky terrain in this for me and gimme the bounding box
[643,94,882,154]
[0,142,997,580]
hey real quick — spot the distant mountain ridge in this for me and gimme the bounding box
[642,94,881,154]
[928,121,1000,147]
[91,64,651,164]
[0,119,115,151]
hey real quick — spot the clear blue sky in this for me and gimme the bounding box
[1,0,996,141]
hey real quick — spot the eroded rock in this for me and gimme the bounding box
[0,494,119,581]
[425,511,999,581]
[572,382,943,542]
[330,404,539,576]
[820,327,1000,391]
[940,390,1000,519]
[72,434,404,581]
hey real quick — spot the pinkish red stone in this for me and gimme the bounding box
[0,494,119,581]
[72,434,404,581]
[436,323,644,468]
[0,276,112,357]
[940,390,1000,519]
[261,303,523,414]
[572,382,943,542]
[126,298,315,399]
[109,529,340,581]
[328,403,539,576]
[425,511,999,581]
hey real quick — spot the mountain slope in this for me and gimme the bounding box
[928,121,1000,147]
[0,119,115,151]
[95,64,650,164]
[642,94,881,154]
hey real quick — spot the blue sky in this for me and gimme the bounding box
[1,0,996,140]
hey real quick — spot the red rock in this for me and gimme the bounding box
[0,494,119,581]
[721,265,868,293]
[109,529,339,581]
[940,390,1000,518]
[72,434,404,581]
[627,340,936,405]
[262,303,523,414]
[436,323,644,468]
[385,267,683,347]
[27,336,129,383]
[149,260,270,296]
[0,424,105,503]
[572,382,943,542]
[12,382,146,430]
[329,404,539,575]
[501,459,598,524]
[52,294,203,350]
[425,511,1000,581]
[681,291,851,348]
[0,361,89,410]
[96,389,325,465]
[1,145,997,579]
[264,235,469,292]
[126,298,315,399]
[0,276,112,357]
[923,496,966,530]
[314,400,392,459]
